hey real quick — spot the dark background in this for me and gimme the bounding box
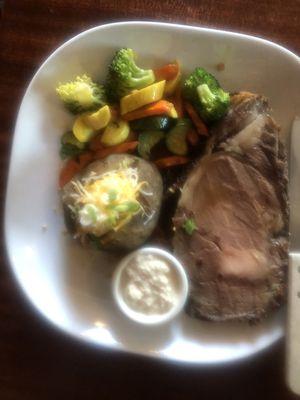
[0,1,299,399]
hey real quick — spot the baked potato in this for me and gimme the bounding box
[61,154,163,251]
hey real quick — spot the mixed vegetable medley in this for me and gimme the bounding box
[57,48,230,189]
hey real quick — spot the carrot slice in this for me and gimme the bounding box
[110,104,120,121]
[89,134,104,151]
[59,143,138,188]
[122,100,174,121]
[78,151,94,168]
[187,127,200,146]
[59,152,94,189]
[155,156,190,169]
[184,102,208,136]
[126,130,138,142]
[171,87,184,118]
[154,63,179,81]
[94,141,138,159]
[59,159,81,188]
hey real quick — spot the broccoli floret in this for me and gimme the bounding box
[183,68,230,122]
[105,48,155,101]
[56,74,106,114]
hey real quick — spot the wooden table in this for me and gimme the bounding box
[0,1,299,399]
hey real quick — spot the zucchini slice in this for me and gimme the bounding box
[130,116,176,132]
[138,131,165,159]
[166,119,191,156]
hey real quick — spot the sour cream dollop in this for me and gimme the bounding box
[113,248,189,324]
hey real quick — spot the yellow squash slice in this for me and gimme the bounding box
[120,80,166,115]
[101,119,130,146]
[82,105,112,131]
[164,70,182,96]
[73,115,95,143]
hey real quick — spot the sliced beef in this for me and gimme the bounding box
[173,93,288,322]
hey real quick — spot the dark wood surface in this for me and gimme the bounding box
[0,1,299,399]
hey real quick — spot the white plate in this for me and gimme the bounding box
[5,21,300,364]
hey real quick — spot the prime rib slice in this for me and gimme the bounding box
[173,92,289,322]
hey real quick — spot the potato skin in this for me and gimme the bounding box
[61,154,163,251]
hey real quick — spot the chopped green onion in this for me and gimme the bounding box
[127,201,141,212]
[87,234,102,250]
[108,210,119,225]
[182,218,197,235]
[114,201,140,213]
[108,189,118,202]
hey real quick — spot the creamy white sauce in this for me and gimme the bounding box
[120,253,179,315]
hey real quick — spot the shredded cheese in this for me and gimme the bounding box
[71,166,147,233]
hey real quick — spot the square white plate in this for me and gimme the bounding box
[5,21,300,364]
